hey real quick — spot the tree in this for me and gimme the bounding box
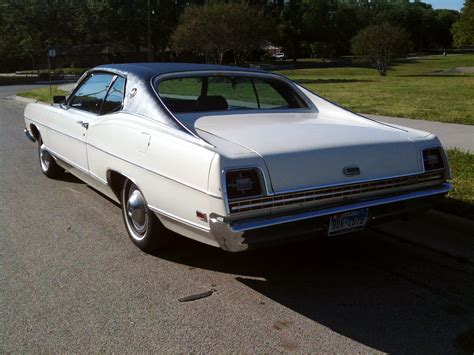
[352,23,412,76]
[278,0,307,62]
[171,3,272,64]
[0,0,464,72]
[432,10,459,49]
[452,0,474,47]
[0,0,82,71]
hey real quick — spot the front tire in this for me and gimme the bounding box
[121,179,172,252]
[38,137,64,178]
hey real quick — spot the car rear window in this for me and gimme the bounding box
[156,75,308,114]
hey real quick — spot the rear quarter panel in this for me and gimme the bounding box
[86,112,226,231]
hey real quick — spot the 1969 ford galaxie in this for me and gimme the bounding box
[23,63,451,252]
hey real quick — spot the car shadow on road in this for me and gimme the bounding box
[155,230,474,354]
[55,171,84,184]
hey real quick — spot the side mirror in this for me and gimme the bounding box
[53,95,66,104]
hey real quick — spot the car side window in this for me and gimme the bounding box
[254,79,290,109]
[69,73,113,114]
[101,76,125,115]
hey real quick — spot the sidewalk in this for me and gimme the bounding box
[365,114,474,152]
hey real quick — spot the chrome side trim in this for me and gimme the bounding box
[89,171,108,185]
[44,146,108,185]
[148,204,211,232]
[45,146,88,174]
[230,183,451,232]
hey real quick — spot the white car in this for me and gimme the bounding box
[23,63,451,252]
[271,52,286,60]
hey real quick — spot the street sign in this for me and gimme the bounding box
[48,48,57,58]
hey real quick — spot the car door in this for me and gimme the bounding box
[47,72,115,172]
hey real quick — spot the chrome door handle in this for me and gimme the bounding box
[76,121,89,129]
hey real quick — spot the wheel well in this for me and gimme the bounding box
[30,124,40,141]
[107,170,127,200]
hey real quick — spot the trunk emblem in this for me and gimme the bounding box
[343,166,360,176]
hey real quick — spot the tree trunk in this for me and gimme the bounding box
[218,50,224,65]
[376,58,387,76]
[30,54,35,69]
[292,44,297,63]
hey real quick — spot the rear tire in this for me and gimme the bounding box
[38,137,64,178]
[121,179,172,252]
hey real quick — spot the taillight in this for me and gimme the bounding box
[423,147,444,171]
[226,169,262,200]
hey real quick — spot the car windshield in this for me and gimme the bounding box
[156,75,308,114]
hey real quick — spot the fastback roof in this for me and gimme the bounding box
[93,62,265,80]
[87,62,270,142]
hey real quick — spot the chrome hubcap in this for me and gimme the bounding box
[126,187,148,237]
[39,144,51,171]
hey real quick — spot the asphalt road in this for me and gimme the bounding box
[1,86,474,353]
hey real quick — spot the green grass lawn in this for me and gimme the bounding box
[17,55,473,124]
[16,85,67,103]
[437,149,474,220]
[281,54,474,125]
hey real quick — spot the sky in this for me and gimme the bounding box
[421,0,464,10]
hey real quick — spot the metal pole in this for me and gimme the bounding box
[48,53,52,104]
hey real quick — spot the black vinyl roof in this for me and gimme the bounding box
[93,62,265,80]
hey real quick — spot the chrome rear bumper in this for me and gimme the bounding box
[209,183,451,252]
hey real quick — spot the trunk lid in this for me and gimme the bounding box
[194,112,426,192]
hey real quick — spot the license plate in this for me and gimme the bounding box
[328,208,368,236]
